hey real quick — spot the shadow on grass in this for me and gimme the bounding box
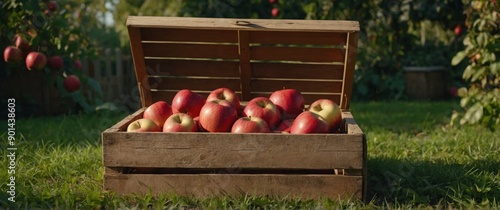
[367,157,500,205]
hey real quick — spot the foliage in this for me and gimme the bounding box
[0,0,112,115]
[451,0,499,130]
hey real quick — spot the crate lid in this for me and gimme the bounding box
[127,16,359,109]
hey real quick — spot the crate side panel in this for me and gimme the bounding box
[249,31,347,45]
[145,59,240,77]
[102,132,364,169]
[140,28,238,43]
[250,93,341,106]
[104,173,363,199]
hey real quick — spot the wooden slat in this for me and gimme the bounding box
[251,62,344,80]
[142,43,239,59]
[150,91,244,105]
[250,46,344,62]
[251,93,341,106]
[238,31,252,101]
[147,77,241,92]
[249,31,347,45]
[140,28,238,43]
[102,131,364,169]
[250,80,343,93]
[127,26,152,107]
[104,173,363,199]
[127,16,360,32]
[340,32,358,109]
[144,59,240,77]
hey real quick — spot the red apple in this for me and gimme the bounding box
[171,89,206,117]
[269,0,277,4]
[308,99,342,132]
[231,116,271,133]
[143,101,173,128]
[243,97,281,129]
[454,25,462,36]
[63,75,81,93]
[274,118,294,133]
[47,1,59,12]
[271,8,279,17]
[74,60,83,70]
[193,116,206,132]
[127,118,161,132]
[163,113,197,132]
[206,87,241,113]
[25,51,47,70]
[14,36,30,51]
[199,99,238,132]
[48,55,63,70]
[290,111,330,134]
[269,89,305,119]
[3,46,22,63]
[449,86,458,98]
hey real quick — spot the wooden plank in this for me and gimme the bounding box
[250,46,344,63]
[104,173,363,199]
[251,93,341,106]
[102,131,364,169]
[104,108,145,133]
[340,32,358,109]
[249,31,347,45]
[238,31,252,101]
[144,59,240,77]
[142,43,239,59]
[251,62,344,80]
[140,28,238,43]
[127,26,152,107]
[250,79,343,93]
[147,77,241,92]
[127,16,360,32]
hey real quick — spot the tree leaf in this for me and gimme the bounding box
[452,51,467,66]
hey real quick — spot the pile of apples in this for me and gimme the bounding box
[127,87,342,134]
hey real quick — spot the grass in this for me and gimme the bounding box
[1,101,499,209]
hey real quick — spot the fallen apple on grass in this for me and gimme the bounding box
[231,116,271,133]
[171,89,205,118]
[163,113,197,132]
[243,97,281,129]
[127,118,161,132]
[199,99,238,132]
[290,111,330,134]
[143,101,173,128]
[308,99,342,132]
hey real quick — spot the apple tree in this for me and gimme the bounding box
[1,0,106,114]
[451,0,499,130]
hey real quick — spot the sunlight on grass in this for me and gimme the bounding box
[0,102,499,209]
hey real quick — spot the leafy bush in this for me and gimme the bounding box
[451,0,499,130]
[1,0,106,115]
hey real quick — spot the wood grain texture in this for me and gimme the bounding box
[250,46,344,63]
[147,77,241,92]
[249,31,347,45]
[104,173,363,199]
[250,79,343,93]
[127,27,152,107]
[251,62,344,80]
[102,131,364,169]
[142,43,239,59]
[127,16,360,32]
[238,31,252,101]
[140,28,238,43]
[144,59,240,77]
[340,32,359,109]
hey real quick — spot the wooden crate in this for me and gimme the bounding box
[102,16,365,201]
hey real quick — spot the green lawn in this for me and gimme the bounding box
[1,101,499,209]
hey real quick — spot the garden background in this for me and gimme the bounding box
[1,0,499,209]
